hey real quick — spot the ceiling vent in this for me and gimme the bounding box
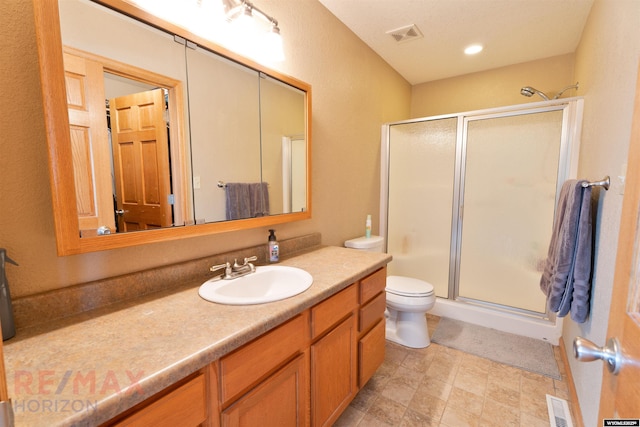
[386,24,423,43]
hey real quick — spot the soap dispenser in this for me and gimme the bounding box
[268,229,279,263]
[365,214,372,238]
[0,249,17,341]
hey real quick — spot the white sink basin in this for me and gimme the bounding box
[198,265,313,305]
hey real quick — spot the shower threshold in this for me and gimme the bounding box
[430,296,562,345]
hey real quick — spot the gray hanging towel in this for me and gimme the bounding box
[540,179,593,323]
[568,184,593,323]
[225,182,270,220]
[249,182,270,217]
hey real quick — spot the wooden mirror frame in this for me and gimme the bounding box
[32,0,312,256]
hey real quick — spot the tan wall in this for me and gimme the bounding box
[0,0,410,298]
[410,54,575,118]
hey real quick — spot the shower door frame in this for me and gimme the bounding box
[380,98,583,319]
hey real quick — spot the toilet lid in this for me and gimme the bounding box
[386,276,434,297]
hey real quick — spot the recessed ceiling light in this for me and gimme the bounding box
[464,44,483,55]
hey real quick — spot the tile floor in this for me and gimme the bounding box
[334,314,574,427]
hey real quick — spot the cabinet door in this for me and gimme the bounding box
[311,313,357,427]
[359,319,386,388]
[221,352,309,427]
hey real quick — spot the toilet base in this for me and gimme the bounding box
[385,309,431,349]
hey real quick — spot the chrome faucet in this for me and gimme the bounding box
[232,256,257,275]
[210,256,257,280]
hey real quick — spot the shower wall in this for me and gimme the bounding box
[386,118,457,298]
[382,100,582,317]
[458,111,563,313]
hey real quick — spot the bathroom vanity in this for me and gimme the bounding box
[3,246,390,426]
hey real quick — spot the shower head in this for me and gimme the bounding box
[552,82,579,99]
[520,83,579,101]
[520,86,549,100]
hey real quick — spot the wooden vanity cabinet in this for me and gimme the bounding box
[310,285,358,426]
[103,267,388,427]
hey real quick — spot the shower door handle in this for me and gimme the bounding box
[573,336,624,375]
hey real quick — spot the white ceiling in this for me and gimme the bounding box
[318,0,594,85]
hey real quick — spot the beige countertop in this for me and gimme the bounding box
[3,246,391,427]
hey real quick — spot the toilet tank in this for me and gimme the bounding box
[344,235,385,252]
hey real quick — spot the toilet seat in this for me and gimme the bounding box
[386,276,434,297]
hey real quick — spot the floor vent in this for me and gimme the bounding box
[386,24,423,43]
[546,394,574,427]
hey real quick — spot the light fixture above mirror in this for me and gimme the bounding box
[128,0,284,63]
[224,0,285,62]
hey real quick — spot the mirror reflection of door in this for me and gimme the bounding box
[63,51,116,236]
[290,138,307,213]
[109,88,173,231]
[281,136,306,214]
[62,46,186,235]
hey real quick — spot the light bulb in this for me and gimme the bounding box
[229,5,258,55]
[264,25,285,62]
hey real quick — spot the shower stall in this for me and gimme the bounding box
[380,99,583,344]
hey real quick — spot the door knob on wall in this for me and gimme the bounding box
[573,336,623,375]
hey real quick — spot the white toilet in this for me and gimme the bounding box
[345,235,436,348]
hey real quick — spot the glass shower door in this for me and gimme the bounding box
[457,110,563,313]
[386,118,457,298]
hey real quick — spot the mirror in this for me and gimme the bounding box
[33,0,311,255]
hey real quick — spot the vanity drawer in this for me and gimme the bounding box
[359,267,387,304]
[112,373,206,427]
[358,319,386,388]
[311,284,358,339]
[359,291,386,333]
[220,312,309,405]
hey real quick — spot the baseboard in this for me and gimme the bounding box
[560,339,585,427]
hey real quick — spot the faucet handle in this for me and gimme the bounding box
[244,255,257,272]
[210,262,230,273]
[243,256,258,264]
[234,256,257,268]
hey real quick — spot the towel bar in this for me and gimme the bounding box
[582,176,610,190]
[217,181,270,189]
